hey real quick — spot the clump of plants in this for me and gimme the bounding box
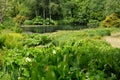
[24,16,57,25]
[1,39,120,80]
[0,17,15,29]
[23,20,33,25]
[14,15,28,25]
[32,16,43,25]
[102,13,120,28]
[88,20,100,28]
[23,34,53,47]
[0,32,23,49]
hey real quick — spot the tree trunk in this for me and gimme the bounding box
[43,8,46,19]
[49,0,51,20]
[35,10,38,17]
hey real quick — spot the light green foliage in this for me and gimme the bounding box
[0,32,23,49]
[24,16,57,25]
[0,28,120,79]
[23,20,33,25]
[50,28,111,42]
[1,39,120,79]
[1,0,120,79]
[23,34,53,47]
[32,16,43,25]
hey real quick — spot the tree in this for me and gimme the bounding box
[0,0,7,22]
[104,0,120,16]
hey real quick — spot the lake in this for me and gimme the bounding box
[21,25,88,33]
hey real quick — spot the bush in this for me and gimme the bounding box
[32,16,43,25]
[23,34,53,47]
[102,13,120,28]
[32,16,57,25]
[0,17,15,29]
[49,19,58,25]
[24,20,33,25]
[11,25,22,33]
[88,20,100,28]
[0,32,23,49]
[14,15,28,25]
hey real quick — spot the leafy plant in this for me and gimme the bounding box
[14,15,28,25]
[0,28,120,80]
[102,13,120,28]
[24,20,33,25]
[23,34,53,47]
[32,16,43,25]
[0,32,23,49]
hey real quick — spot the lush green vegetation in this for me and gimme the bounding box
[1,0,120,26]
[0,0,120,80]
[0,28,120,80]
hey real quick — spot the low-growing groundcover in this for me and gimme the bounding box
[0,28,120,80]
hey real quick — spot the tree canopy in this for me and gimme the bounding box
[1,0,120,24]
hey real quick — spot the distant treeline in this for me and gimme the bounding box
[0,0,120,25]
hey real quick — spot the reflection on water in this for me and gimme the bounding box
[21,25,88,33]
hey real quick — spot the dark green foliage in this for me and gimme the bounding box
[2,0,120,26]
[0,36,5,48]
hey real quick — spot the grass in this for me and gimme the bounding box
[41,28,113,43]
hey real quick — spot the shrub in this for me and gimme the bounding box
[11,25,22,33]
[32,16,43,25]
[0,32,23,49]
[44,18,50,25]
[24,20,33,25]
[102,13,120,28]
[0,17,15,29]
[23,34,53,47]
[49,19,58,25]
[14,15,28,25]
[32,16,57,25]
[40,35,53,45]
[88,20,100,28]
